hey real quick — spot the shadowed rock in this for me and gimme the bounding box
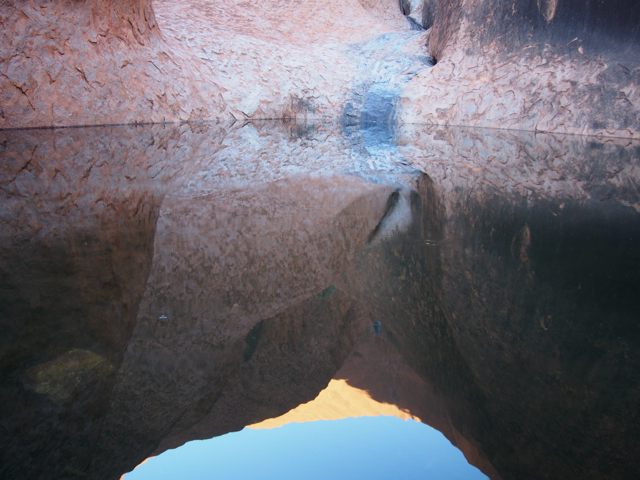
[400,0,640,137]
[0,120,421,480]
[1,123,640,480]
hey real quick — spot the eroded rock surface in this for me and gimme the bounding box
[399,0,640,137]
[4,0,637,136]
[2,122,640,480]
[0,0,420,128]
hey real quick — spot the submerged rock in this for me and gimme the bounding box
[25,350,115,404]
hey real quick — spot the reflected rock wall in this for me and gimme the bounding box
[335,327,502,479]
[2,121,640,480]
[0,121,421,479]
[93,175,395,478]
[391,127,640,479]
[152,290,370,456]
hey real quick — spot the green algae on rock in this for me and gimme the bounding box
[25,349,115,404]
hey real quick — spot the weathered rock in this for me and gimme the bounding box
[391,126,640,479]
[400,0,428,29]
[4,0,637,136]
[0,120,420,480]
[399,0,640,137]
[0,0,413,128]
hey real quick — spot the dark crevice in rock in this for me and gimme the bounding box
[367,190,401,244]
[243,320,265,363]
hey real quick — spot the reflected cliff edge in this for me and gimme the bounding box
[1,121,639,480]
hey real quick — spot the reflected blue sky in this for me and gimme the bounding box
[124,416,488,480]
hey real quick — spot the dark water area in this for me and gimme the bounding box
[1,121,639,480]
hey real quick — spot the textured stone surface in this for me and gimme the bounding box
[3,0,638,135]
[399,0,640,137]
[0,121,423,480]
[0,0,416,128]
[0,0,222,127]
[393,126,640,479]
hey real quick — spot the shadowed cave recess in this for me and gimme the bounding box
[1,1,640,480]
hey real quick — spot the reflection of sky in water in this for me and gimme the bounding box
[125,416,487,480]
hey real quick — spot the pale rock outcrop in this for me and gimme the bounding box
[0,0,414,128]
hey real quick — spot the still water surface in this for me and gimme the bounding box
[125,417,487,480]
[0,121,639,480]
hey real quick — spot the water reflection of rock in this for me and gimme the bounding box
[0,121,420,480]
[2,123,640,480]
[388,127,640,479]
[94,175,395,478]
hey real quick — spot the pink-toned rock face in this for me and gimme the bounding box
[0,0,226,127]
[0,0,414,128]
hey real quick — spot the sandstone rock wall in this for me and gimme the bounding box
[0,0,230,127]
[399,0,640,137]
[0,0,413,128]
[2,0,640,136]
